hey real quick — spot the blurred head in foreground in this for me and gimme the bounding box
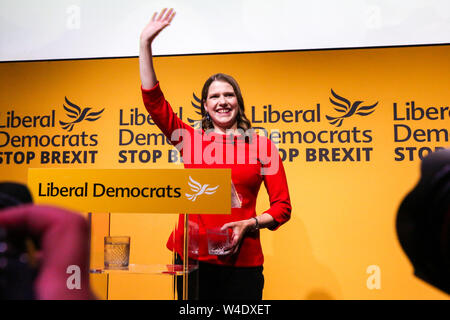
[0,182,33,208]
[0,182,35,299]
[396,148,450,294]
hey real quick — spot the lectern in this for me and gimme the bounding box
[28,168,235,300]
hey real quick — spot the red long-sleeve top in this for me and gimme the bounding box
[142,82,291,267]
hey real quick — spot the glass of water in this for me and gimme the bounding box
[104,236,130,270]
[206,228,231,256]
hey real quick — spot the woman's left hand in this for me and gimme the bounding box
[220,219,254,255]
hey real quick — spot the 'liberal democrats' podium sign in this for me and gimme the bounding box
[28,169,231,214]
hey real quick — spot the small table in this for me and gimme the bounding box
[90,263,198,276]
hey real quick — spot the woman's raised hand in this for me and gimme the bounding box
[140,8,176,44]
[139,9,175,88]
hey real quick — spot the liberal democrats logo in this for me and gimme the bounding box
[326,89,378,127]
[187,93,203,129]
[60,97,105,132]
[185,176,219,202]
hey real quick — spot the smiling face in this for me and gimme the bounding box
[203,80,239,133]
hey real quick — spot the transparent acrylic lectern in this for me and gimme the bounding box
[90,182,241,300]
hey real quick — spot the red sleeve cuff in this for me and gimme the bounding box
[141,81,160,93]
[264,209,290,231]
[141,81,162,96]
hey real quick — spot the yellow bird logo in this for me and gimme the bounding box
[187,93,203,129]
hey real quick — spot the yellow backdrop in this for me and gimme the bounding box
[0,44,449,299]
